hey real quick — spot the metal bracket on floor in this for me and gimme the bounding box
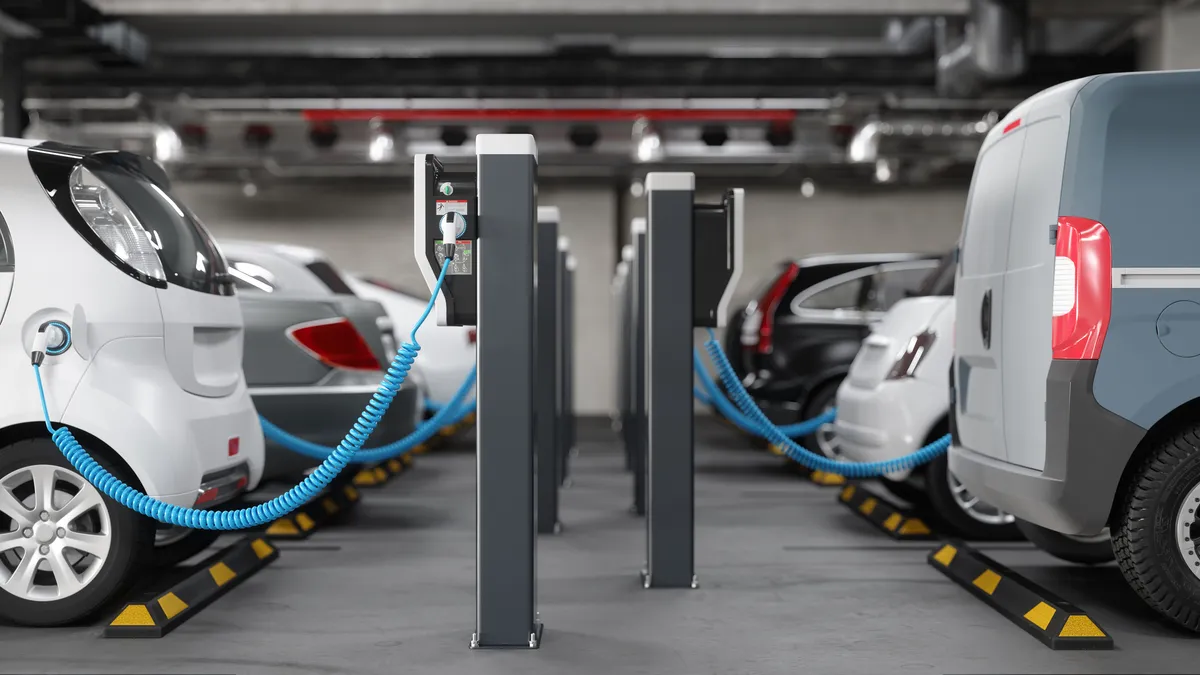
[928,540,1113,650]
[263,481,362,540]
[837,483,935,540]
[104,537,279,638]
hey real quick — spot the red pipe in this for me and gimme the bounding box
[302,108,797,123]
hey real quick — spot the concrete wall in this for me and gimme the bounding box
[176,180,966,416]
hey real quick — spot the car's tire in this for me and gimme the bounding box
[1016,520,1114,565]
[0,437,152,626]
[150,528,221,568]
[926,454,1022,541]
[802,379,843,460]
[880,476,928,508]
[1113,424,1200,632]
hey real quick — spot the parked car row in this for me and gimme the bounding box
[722,71,1200,632]
[0,139,471,627]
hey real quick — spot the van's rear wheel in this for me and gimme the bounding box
[1017,520,1113,565]
[1114,425,1200,632]
[0,438,151,626]
[926,454,1021,541]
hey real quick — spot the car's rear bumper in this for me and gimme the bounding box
[835,378,947,481]
[949,359,1145,536]
[252,384,421,481]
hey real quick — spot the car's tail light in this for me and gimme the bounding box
[1051,216,1111,360]
[287,318,383,371]
[194,487,219,506]
[69,164,167,284]
[887,329,936,380]
[467,328,477,344]
[756,262,800,355]
[228,437,239,456]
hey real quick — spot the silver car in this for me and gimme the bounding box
[220,240,424,483]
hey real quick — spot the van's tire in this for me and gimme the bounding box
[1114,425,1200,632]
[1017,520,1114,565]
[0,438,152,626]
[926,454,1022,541]
[802,379,843,460]
[151,528,220,569]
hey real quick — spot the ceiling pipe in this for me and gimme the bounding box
[885,17,936,53]
[936,0,1028,97]
[846,117,994,164]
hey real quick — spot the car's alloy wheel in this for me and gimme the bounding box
[0,464,111,602]
[815,403,841,459]
[948,470,1015,527]
[0,438,151,626]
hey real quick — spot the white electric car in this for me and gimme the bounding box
[0,140,264,626]
[835,252,1018,540]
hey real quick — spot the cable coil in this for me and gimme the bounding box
[699,328,950,478]
[33,260,454,530]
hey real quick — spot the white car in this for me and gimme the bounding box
[346,274,476,408]
[0,140,264,626]
[834,252,1017,540]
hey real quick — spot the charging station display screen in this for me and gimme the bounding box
[434,240,473,275]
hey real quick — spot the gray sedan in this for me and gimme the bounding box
[221,240,424,482]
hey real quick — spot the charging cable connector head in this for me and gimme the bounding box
[439,214,459,262]
[32,321,71,365]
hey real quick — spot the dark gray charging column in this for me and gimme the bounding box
[641,173,696,590]
[473,134,542,648]
[630,218,648,517]
[535,207,562,535]
[561,251,576,484]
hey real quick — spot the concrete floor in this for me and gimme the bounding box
[2,419,1198,674]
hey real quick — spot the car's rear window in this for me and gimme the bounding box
[305,260,357,296]
[916,252,956,297]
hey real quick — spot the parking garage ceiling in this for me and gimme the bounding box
[0,0,1174,182]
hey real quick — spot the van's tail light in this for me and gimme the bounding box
[1051,216,1111,360]
[287,318,383,371]
[756,262,800,355]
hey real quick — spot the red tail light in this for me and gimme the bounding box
[1051,216,1112,360]
[467,328,477,344]
[228,437,239,456]
[194,487,219,506]
[756,262,801,355]
[287,318,383,371]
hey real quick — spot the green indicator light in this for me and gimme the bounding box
[440,183,454,196]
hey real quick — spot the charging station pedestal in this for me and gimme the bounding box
[629,218,648,517]
[640,173,743,590]
[414,134,542,649]
[560,250,576,485]
[535,207,562,535]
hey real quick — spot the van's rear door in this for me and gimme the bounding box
[1002,117,1067,471]
[954,127,1026,462]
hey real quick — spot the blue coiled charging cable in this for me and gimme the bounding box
[698,328,950,478]
[692,354,833,439]
[260,365,476,463]
[31,259,453,530]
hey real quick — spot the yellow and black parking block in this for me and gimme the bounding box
[837,483,935,539]
[353,463,393,487]
[809,469,846,486]
[104,537,279,638]
[928,541,1113,650]
[262,478,361,540]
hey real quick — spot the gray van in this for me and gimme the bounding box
[949,69,1200,631]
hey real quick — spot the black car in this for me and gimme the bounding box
[724,253,941,453]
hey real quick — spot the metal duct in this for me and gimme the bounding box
[936,0,1028,97]
[846,117,993,164]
